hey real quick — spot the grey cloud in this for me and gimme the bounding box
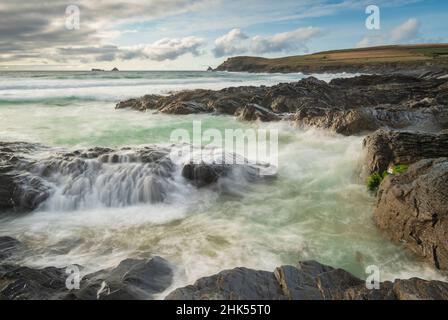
[53,37,205,63]
[212,28,250,58]
[0,0,209,63]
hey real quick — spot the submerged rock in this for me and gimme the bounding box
[374,158,448,270]
[116,74,448,135]
[166,260,448,300]
[1,142,276,213]
[181,161,270,187]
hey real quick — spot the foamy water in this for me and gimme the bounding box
[0,71,445,297]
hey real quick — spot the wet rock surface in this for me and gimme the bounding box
[181,161,274,187]
[72,256,173,300]
[1,237,448,300]
[0,238,173,300]
[116,74,448,135]
[165,260,448,300]
[374,158,448,270]
[362,129,448,176]
[0,142,50,212]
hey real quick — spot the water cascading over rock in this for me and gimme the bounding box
[0,142,275,213]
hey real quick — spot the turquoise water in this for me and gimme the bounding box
[0,71,445,296]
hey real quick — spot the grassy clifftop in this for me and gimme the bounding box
[215,44,448,73]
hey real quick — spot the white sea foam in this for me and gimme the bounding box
[1,71,445,298]
[0,71,360,102]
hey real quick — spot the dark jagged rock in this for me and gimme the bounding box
[165,267,284,300]
[111,67,119,72]
[374,158,448,270]
[74,257,173,300]
[159,101,208,114]
[237,103,281,122]
[1,238,447,301]
[181,159,276,187]
[181,162,231,187]
[166,260,448,300]
[116,75,448,135]
[0,264,69,300]
[0,255,173,300]
[362,129,448,176]
[0,142,50,212]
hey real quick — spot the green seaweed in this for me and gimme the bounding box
[366,164,409,193]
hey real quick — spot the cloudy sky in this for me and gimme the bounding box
[0,0,446,70]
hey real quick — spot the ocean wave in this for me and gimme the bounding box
[0,96,104,106]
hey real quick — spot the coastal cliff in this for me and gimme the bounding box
[214,44,448,74]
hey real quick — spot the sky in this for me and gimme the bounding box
[0,0,447,70]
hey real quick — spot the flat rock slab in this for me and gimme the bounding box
[116,75,448,135]
[362,129,448,176]
[165,260,448,300]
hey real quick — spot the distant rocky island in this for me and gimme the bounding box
[91,67,119,72]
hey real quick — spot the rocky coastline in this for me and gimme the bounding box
[2,236,448,300]
[116,74,448,135]
[2,71,448,300]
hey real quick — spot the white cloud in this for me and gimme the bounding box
[356,34,385,48]
[357,17,421,48]
[251,27,321,54]
[390,18,420,42]
[137,36,205,61]
[212,28,249,57]
[212,27,321,57]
